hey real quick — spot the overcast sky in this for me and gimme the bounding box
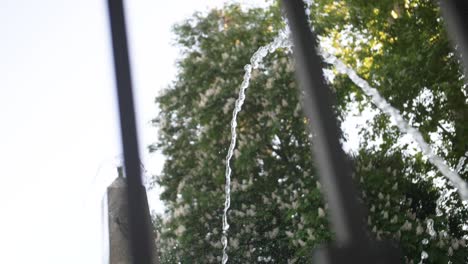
[0,0,269,263]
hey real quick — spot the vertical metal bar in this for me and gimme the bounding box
[281,2,401,263]
[281,0,367,246]
[440,0,468,79]
[107,0,154,263]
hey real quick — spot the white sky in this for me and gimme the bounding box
[0,0,268,263]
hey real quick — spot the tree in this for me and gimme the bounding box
[151,1,467,263]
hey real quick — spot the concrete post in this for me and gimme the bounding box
[107,167,158,264]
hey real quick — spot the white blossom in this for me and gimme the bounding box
[452,239,459,250]
[378,192,384,199]
[269,227,279,239]
[382,211,389,219]
[174,225,186,236]
[416,224,424,235]
[448,246,454,256]
[401,220,412,231]
[318,207,325,218]
[298,239,306,247]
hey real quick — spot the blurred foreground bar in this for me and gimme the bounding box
[281,0,401,262]
[440,0,468,79]
[107,0,156,263]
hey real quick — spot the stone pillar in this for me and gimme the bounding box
[107,167,158,264]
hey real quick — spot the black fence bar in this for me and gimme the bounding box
[440,0,468,78]
[281,0,366,245]
[107,0,154,263]
[281,1,401,263]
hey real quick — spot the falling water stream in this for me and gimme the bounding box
[221,28,291,264]
[220,2,467,262]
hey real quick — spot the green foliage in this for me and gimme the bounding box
[314,0,467,162]
[152,1,467,263]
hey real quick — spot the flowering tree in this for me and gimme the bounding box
[151,1,467,263]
